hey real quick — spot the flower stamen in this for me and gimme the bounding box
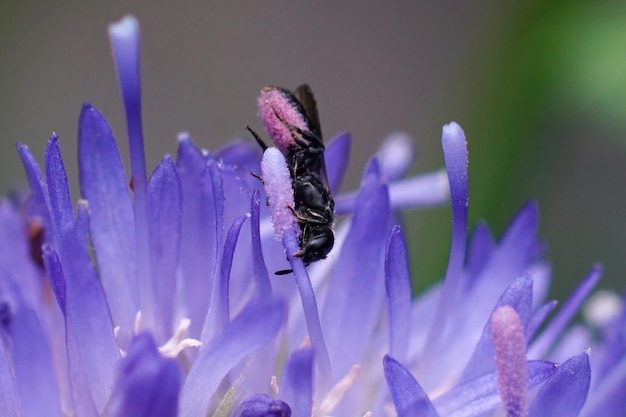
[316,364,361,417]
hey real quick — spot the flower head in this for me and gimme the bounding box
[0,14,623,417]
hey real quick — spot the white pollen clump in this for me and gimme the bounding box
[260,147,297,240]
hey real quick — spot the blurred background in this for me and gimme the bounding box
[1,1,624,297]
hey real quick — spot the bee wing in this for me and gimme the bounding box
[293,84,323,141]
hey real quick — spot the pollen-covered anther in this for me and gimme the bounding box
[491,305,528,417]
[316,364,361,417]
[260,147,298,241]
[159,318,202,358]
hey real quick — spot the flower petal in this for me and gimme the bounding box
[8,304,63,417]
[206,213,249,334]
[378,132,415,181]
[385,226,412,362]
[279,348,314,417]
[529,264,602,358]
[283,229,331,389]
[78,103,138,330]
[422,122,468,365]
[383,355,439,417]
[56,224,120,413]
[146,156,182,342]
[108,333,181,417]
[322,156,390,378]
[460,276,534,382]
[0,322,21,417]
[44,134,73,239]
[528,351,591,417]
[334,169,449,215]
[433,360,556,417]
[175,134,221,339]
[16,143,52,236]
[108,15,148,196]
[526,300,558,343]
[324,132,351,194]
[179,297,286,417]
[249,190,272,298]
[465,222,495,281]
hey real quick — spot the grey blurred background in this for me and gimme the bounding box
[1,1,625,296]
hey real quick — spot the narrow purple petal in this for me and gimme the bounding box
[385,226,412,362]
[528,352,591,417]
[108,15,147,197]
[383,355,439,417]
[232,394,291,417]
[108,16,155,350]
[250,190,272,298]
[465,202,543,318]
[324,132,351,194]
[529,265,602,358]
[176,135,218,339]
[108,334,181,417]
[497,201,543,269]
[42,245,66,314]
[422,122,468,364]
[378,132,415,181]
[0,328,21,416]
[465,222,495,282]
[322,157,390,379]
[198,155,227,344]
[284,229,331,389]
[491,305,528,417]
[461,276,533,382]
[9,305,62,417]
[16,143,52,233]
[60,227,120,413]
[334,169,449,215]
[147,156,181,342]
[388,169,450,209]
[581,354,626,417]
[45,134,73,239]
[78,103,138,330]
[526,300,558,343]
[434,360,556,417]
[218,214,249,326]
[279,348,314,417]
[180,297,286,417]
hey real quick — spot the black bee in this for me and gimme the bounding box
[248,84,335,274]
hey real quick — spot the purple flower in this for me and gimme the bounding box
[0,14,622,417]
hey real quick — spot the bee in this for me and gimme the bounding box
[248,84,335,275]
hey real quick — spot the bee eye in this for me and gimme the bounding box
[308,228,334,256]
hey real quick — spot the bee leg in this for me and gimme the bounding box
[249,171,264,183]
[286,204,297,216]
[296,127,325,150]
[246,125,269,151]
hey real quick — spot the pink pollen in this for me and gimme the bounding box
[491,305,528,417]
[260,147,297,240]
[258,87,309,156]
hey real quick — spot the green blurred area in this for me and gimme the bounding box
[410,1,626,297]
